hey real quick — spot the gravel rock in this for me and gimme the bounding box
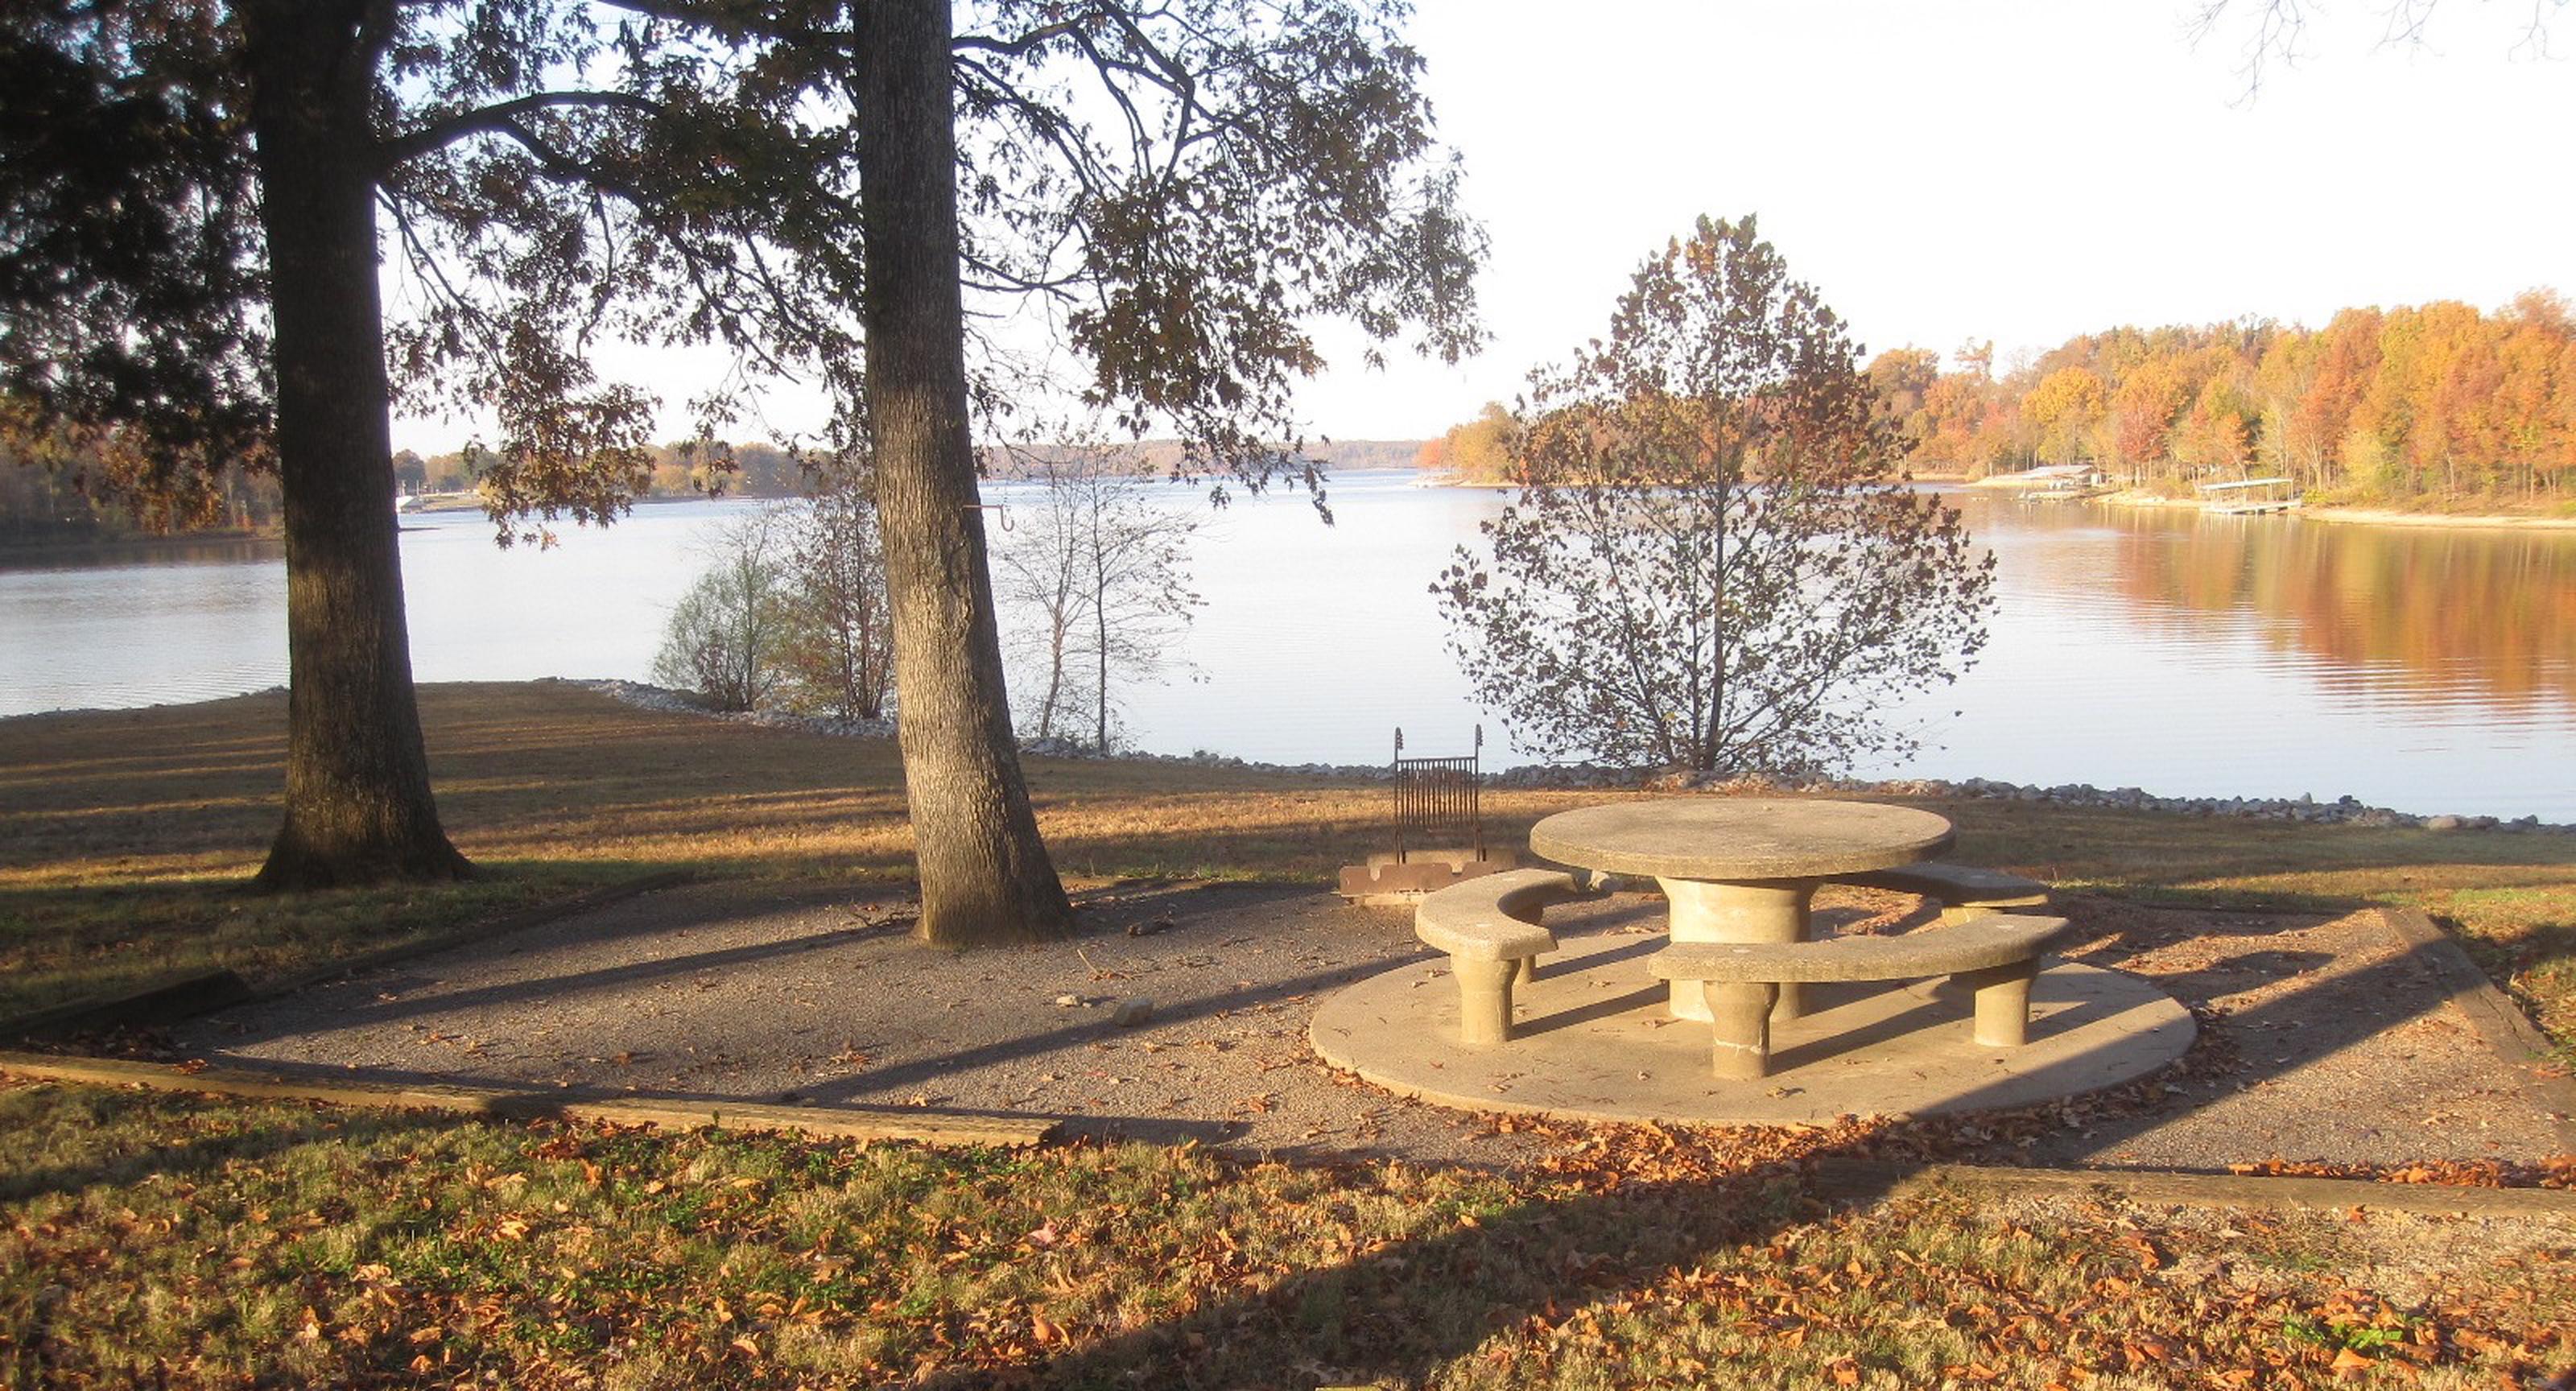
[576,679,2570,836]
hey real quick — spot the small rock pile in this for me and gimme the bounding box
[1612,769,2570,834]
[580,679,2567,835]
[570,678,895,741]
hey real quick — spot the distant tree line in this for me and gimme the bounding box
[1428,292,2576,506]
[6,431,1440,545]
[1876,294,2576,503]
[984,437,1425,482]
[1413,402,1513,483]
[0,407,278,541]
[1,430,819,543]
[394,439,809,502]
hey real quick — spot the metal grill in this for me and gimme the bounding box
[1391,726,1484,865]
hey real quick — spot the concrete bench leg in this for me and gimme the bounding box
[1702,980,1778,1080]
[1955,958,2039,1046]
[1451,957,1519,1046]
[1513,956,1538,989]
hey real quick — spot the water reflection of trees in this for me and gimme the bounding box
[2099,510,2576,707]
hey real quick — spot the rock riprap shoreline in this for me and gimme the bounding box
[575,679,2571,836]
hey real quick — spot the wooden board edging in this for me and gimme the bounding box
[1810,1158,2576,1219]
[0,1050,1056,1150]
[0,969,258,1043]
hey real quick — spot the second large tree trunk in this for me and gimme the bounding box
[858,0,1074,944]
[243,0,469,889]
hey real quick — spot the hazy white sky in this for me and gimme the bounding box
[1318,0,2576,439]
[393,1,2574,452]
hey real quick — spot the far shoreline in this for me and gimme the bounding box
[1965,473,2576,530]
[1420,468,2576,529]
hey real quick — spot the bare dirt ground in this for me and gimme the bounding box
[169,879,2574,1171]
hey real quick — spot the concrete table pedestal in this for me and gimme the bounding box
[1657,877,1814,1022]
[1531,797,1957,1023]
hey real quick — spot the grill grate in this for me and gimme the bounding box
[1390,726,1484,865]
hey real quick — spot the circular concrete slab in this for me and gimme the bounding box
[1311,932,2196,1126]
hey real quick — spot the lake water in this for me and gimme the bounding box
[4,471,2573,819]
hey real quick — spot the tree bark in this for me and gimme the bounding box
[857,0,1073,944]
[242,0,469,889]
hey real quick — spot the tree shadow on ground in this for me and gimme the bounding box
[925,933,2521,1389]
[0,1089,470,1207]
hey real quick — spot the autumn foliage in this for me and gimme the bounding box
[1871,292,2576,502]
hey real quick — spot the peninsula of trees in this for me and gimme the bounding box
[1426,294,2576,508]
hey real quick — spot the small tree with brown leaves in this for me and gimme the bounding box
[778,473,897,723]
[1435,216,1995,776]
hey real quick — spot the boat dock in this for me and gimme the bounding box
[2198,477,2301,515]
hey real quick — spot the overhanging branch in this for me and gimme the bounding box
[377,90,665,171]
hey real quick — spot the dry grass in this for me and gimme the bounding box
[2,1082,2567,1389]
[6,683,2575,1387]
[4,679,2573,1042]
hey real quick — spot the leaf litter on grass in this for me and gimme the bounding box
[2,1080,2569,1389]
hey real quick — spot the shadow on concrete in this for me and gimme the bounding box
[212,906,919,1039]
[921,923,2507,1388]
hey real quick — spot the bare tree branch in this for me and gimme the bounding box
[377,90,663,171]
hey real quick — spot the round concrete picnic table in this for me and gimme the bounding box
[1529,798,1955,1021]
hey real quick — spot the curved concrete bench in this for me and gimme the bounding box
[1838,862,2051,923]
[1415,868,1611,1045]
[1649,913,2070,1079]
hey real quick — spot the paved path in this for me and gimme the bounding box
[173,881,2572,1170]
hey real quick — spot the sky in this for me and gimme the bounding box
[393,0,2576,453]
[1320,0,2576,438]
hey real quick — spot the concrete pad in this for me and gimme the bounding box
[1311,931,2195,1126]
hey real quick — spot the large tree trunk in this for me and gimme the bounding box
[242,0,469,889]
[857,0,1073,945]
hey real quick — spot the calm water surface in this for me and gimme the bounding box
[4,472,2572,819]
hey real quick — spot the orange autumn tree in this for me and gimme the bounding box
[1836,295,2576,504]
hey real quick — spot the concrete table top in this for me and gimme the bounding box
[1529,797,1955,882]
